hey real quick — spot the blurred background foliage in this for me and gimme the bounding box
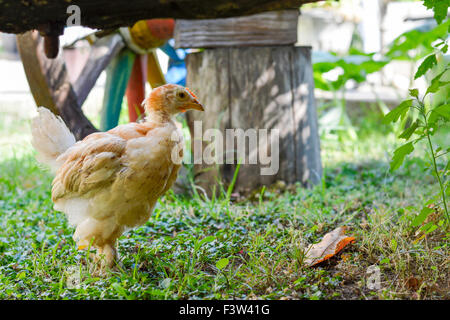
[304,0,449,144]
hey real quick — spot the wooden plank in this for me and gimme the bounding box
[73,33,125,107]
[146,50,166,88]
[17,31,98,140]
[175,10,299,48]
[1,0,322,34]
[16,32,58,115]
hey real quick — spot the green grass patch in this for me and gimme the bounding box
[0,110,448,300]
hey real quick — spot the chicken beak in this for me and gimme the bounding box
[183,101,204,112]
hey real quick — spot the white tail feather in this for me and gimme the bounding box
[31,107,76,172]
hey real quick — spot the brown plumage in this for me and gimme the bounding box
[31,84,204,269]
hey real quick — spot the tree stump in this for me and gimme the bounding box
[185,46,322,195]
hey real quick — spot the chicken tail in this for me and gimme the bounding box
[31,107,76,172]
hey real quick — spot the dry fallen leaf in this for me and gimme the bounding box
[305,226,355,267]
[405,276,421,291]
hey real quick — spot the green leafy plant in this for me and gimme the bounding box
[313,13,450,143]
[423,0,450,25]
[386,19,450,62]
[384,2,449,226]
[313,49,388,140]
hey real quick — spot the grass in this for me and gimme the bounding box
[0,105,448,300]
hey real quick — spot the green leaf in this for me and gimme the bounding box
[426,69,450,95]
[197,236,215,248]
[398,121,419,140]
[313,51,388,91]
[414,54,437,79]
[433,104,450,120]
[429,104,450,124]
[426,80,450,95]
[313,71,332,91]
[384,99,413,124]
[423,0,450,25]
[420,221,434,232]
[216,258,229,270]
[390,239,398,251]
[194,236,216,252]
[411,206,433,227]
[390,142,415,171]
[409,88,419,98]
[386,20,450,60]
[111,283,128,298]
[424,223,438,234]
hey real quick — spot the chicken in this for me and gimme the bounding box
[31,84,204,269]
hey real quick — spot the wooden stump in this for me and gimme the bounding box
[185,46,322,195]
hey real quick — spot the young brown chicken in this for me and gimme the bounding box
[31,84,204,269]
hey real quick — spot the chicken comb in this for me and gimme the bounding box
[186,87,199,101]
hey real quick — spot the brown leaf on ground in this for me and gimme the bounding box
[305,226,355,267]
[405,276,421,291]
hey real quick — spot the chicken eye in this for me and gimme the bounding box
[177,92,187,99]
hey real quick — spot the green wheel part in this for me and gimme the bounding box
[100,48,136,131]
